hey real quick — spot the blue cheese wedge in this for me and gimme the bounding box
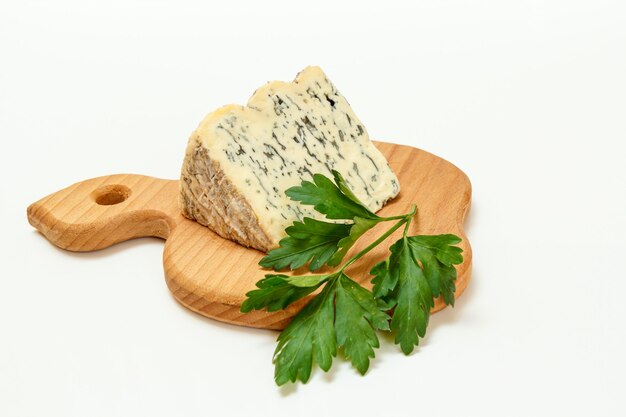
[179,66,400,252]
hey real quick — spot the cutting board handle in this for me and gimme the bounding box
[27,174,180,252]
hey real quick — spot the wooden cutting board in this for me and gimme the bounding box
[27,142,472,330]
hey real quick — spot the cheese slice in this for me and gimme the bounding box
[179,66,400,252]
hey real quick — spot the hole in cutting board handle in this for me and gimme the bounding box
[91,184,132,205]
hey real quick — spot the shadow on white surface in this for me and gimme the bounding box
[33,229,280,335]
[169,291,276,338]
[26,203,479,394]
[32,230,166,259]
[428,203,478,329]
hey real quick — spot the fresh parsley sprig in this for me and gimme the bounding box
[241,170,463,385]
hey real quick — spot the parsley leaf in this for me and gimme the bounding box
[371,234,464,354]
[387,237,433,354]
[271,273,389,384]
[408,234,463,266]
[371,258,397,302]
[408,235,463,306]
[331,170,374,212]
[240,274,329,313]
[335,274,390,374]
[260,218,352,271]
[274,280,337,385]
[285,170,379,220]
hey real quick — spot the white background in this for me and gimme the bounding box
[1,0,625,415]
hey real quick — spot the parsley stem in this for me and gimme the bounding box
[340,204,417,272]
[380,204,418,222]
[403,204,417,237]
[380,214,410,221]
[339,218,407,273]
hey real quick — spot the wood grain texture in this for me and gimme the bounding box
[27,142,472,330]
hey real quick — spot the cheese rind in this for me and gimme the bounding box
[180,66,400,252]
